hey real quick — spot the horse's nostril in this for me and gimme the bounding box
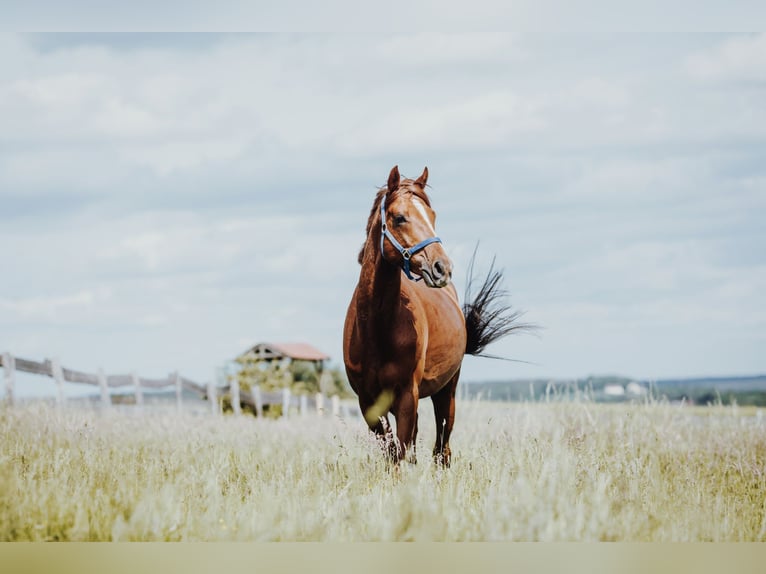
[434,260,445,278]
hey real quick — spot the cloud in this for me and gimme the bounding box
[337,90,545,156]
[0,290,97,320]
[376,33,520,67]
[687,33,766,84]
[1,33,765,384]
[567,76,631,109]
[119,137,253,175]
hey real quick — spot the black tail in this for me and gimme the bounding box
[463,248,536,357]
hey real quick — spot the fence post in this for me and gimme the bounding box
[252,384,263,418]
[2,352,15,407]
[51,357,66,408]
[207,380,218,416]
[174,372,182,413]
[230,376,241,416]
[282,387,291,419]
[131,372,143,410]
[331,394,340,417]
[315,393,324,416]
[97,368,111,410]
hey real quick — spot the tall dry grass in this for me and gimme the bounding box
[1,398,765,541]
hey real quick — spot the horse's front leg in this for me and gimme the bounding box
[432,369,459,467]
[393,386,419,464]
[359,394,397,462]
[410,410,418,464]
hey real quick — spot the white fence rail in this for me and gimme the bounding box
[1,352,358,419]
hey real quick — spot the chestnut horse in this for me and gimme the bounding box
[343,165,524,466]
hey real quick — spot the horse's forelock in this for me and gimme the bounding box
[401,178,432,206]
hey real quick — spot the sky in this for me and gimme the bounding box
[1,32,765,395]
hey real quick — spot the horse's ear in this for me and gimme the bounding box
[387,165,400,193]
[414,166,428,188]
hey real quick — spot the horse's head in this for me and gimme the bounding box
[378,165,453,288]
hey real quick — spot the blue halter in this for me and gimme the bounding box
[379,193,442,281]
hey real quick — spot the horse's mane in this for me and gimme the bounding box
[357,179,432,265]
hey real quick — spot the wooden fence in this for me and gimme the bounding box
[0,352,357,419]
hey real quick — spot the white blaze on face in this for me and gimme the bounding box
[411,197,436,235]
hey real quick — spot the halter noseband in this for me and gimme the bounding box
[379,193,442,281]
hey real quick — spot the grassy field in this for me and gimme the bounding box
[1,398,765,541]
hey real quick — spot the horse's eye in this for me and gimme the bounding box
[393,214,407,226]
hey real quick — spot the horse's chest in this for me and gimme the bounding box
[345,283,466,394]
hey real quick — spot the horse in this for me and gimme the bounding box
[343,165,526,466]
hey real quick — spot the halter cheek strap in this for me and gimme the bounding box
[380,193,442,281]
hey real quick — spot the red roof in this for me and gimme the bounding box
[242,342,330,362]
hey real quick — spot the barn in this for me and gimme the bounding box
[218,342,340,416]
[240,342,330,367]
[229,342,331,394]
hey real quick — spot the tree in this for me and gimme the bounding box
[231,353,290,393]
[230,353,354,400]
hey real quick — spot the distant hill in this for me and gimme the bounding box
[652,374,766,391]
[462,374,766,406]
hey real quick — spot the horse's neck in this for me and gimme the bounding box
[356,240,401,330]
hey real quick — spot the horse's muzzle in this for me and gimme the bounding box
[421,258,452,288]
